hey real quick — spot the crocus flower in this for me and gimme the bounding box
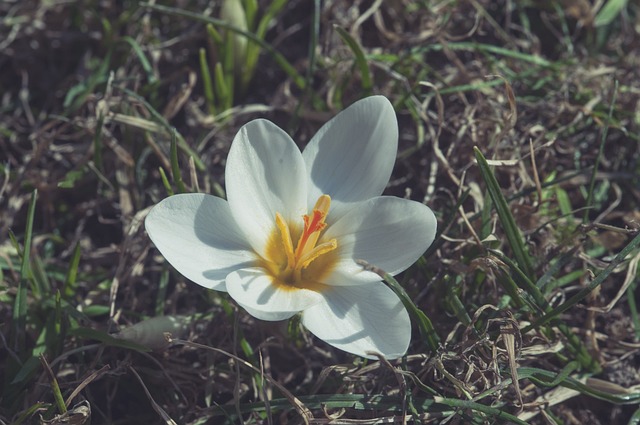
[145,96,437,359]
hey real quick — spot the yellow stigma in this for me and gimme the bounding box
[263,195,338,289]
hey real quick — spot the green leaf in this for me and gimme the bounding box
[474,147,534,278]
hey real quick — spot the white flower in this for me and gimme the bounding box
[145,96,437,359]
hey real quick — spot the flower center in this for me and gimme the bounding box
[263,194,338,289]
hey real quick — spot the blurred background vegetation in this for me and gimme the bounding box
[1,0,639,423]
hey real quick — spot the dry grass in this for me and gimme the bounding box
[1,0,639,424]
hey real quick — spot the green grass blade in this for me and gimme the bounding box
[334,26,373,95]
[445,275,472,327]
[424,41,553,67]
[246,0,287,87]
[70,327,151,352]
[11,402,50,425]
[121,36,157,84]
[490,249,600,371]
[628,279,640,340]
[199,47,216,115]
[474,147,534,278]
[547,270,584,291]
[63,51,111,112]
[583,80,618,223]
[63,243,82,298]
[221,0,245,99]
[435,398,529,425]
[594,0,628,26]
[357,260,440,353]
[141,2,305,89]
[10,355,40,386]
[480,187,494,239]
[19,191,37,280]
[208,393,528,424]
[423,189,469,259]
[12,189,37,352]
[8,229,20,255]
[54,290,63,346]
[39,355,67,414]
[488,249,545,307]
[93,110,105,171]
[158,167,174,196]
[120,88,205,170]
[536,247,578,293]
[523,231,640,333]
[242,0,257,28]
[288,0,322,128]
[518,366,640,404]
[170,129,187,194]
[29,253,49,299]
[213,61,230,110]
[155,269,169,316]
[629,406,640,425]
[206,22,223,44]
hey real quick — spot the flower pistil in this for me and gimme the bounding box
[270,195,337,287]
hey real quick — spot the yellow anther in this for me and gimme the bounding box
[266,194,338,289]
[313,194,331,215]
[296,239,338,271]
[275,212,295,270]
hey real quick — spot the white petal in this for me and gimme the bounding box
[145,194,256,291]
[226,267,324,321]
[226,119,308,257]
[302,282,410,359]
[302,96,398,220]
[321,196,437,285]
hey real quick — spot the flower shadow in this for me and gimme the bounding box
[193,196,256,282]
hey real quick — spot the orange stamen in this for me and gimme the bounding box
[294,195,331,259]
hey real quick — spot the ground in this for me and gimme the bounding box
[1,0,640,424]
